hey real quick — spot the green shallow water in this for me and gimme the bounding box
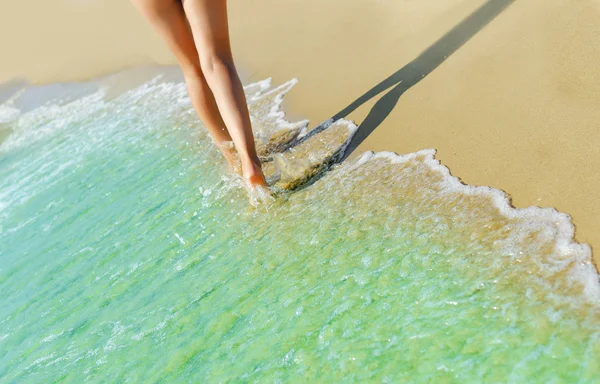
[1,72,599,383]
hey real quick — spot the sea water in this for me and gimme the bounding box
[1,69,599,383]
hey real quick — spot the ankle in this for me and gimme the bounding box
[240,153,261,169]
[240,155,266,187]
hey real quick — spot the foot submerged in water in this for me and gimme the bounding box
[243,159,274,207]
[247,180,274,207]
[215,140,242,175]
[215,141,273,206]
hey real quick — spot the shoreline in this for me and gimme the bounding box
[2,0,599,263]
[2,64,598,270]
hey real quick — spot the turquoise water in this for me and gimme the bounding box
[1,71,599,382]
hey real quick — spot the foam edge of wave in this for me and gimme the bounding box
[247,78,310,132]
[355,149,600,302]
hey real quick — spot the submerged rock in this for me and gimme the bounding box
[255,125,304,158]
[261,120,358,191]
[244,78,357,191]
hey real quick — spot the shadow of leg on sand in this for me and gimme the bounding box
[292,0,515,161]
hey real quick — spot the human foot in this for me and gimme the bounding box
[241,156,273,206]
[214,140,241,175]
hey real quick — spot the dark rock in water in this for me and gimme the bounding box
[262,119,358,191]
[255,125,303,158]
[244,79,357,191]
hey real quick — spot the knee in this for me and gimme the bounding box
[199,52,234,78]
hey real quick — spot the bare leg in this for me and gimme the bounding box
[182,0,267,188]
[130,0,240,173]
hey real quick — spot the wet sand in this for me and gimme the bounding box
[1,0,599,262]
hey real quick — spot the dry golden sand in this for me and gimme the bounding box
[1,0,599,261]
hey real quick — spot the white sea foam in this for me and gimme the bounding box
[3,67,596,306]
[25,353,56,371]
[354,149,599,302]
[248,184,276,207]
[131,312,178,341]
[0,91,107,152]
[243,77,597,303]
[40,331,64,344]
[239,74,599,304]
[174,232,186,245]
[0,104,20,124]
[103,321,129,352]
[244,78,273,100]
[2,68,599,381]
[244,78,310,143]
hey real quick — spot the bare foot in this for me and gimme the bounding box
[241,156,273,206]
[214,141,241,175]
[242,160,266,185]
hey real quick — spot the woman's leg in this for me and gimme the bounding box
[181,0,267,187]
[130,0,240,173]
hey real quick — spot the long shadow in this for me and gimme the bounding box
[292,0,515,160]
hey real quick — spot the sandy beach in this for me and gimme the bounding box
[1,0,599,262]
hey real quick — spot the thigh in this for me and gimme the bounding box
[181,0,233,62]
[131,0,201,72]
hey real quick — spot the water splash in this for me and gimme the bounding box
[1,68,599,382]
